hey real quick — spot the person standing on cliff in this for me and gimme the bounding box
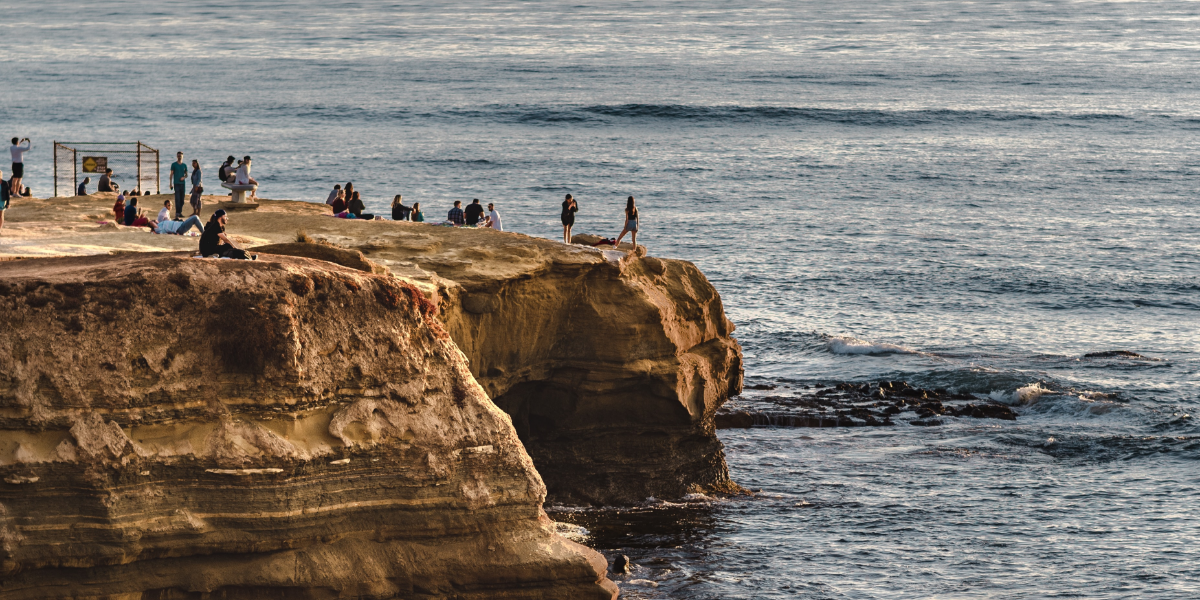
[9,137,30,199]
[188,159,203,216]
[448,200,465,225]
[0,168,9,234]
[613,195,640,250]
[168,152,188,219]
[561,193,578,244]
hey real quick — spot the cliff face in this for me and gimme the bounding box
[434,239,744,505]
[0,195,746,507]
[0,253,616,599]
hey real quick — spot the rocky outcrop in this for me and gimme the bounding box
[0,253,616,599]
[252,227,744,505]
[0,195,746,506]
[434,236,744,505]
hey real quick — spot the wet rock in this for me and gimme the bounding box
[747,384,777,390]
[715,411,755,429]
[612,555,632,574]
[721,379,1018,430]
[910,419,943,426]
[1084,350,1148,359]
[952,403,1018,421]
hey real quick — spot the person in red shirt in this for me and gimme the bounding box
[112,194,126,222]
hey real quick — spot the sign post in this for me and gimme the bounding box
[81,157,107,174]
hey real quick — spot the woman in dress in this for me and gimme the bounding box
[613,196,639,250]
[188,159,203,216]
[561,193,578,244]
[411,202,425,222]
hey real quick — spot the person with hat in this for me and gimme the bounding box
[199,209,254,259]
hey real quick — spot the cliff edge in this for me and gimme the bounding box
[0,194,745,505]
[0,253,617,599]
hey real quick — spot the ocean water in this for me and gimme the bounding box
[3,1,1200,598]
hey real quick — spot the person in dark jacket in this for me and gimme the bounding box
[347,191,374,220]
[391,194,411,220]
[199,209,253,259]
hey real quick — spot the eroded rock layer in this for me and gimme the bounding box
[0,194,745,506]
[0,253,616,599]
[435,235,744,505]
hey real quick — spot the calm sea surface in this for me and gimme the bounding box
[3,1,1199,597]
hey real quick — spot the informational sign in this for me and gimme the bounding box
[81,156,108,173]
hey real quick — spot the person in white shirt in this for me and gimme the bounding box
[234,155,258,198]
[151,198,205,235]
[486,202,503,231]
[9,137,30,198]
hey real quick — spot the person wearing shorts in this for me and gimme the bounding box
[613,195,640,250]
[9,137,30,198]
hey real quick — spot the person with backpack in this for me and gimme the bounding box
[218,156,236,183]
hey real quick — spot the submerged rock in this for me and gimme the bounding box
[716,380,1017,428]
[0,253,617,599]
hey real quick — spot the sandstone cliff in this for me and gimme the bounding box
[0,253,617,599]
[0,194,745,506]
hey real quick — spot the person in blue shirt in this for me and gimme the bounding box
[168,152,188,219]
[447,200,465,225]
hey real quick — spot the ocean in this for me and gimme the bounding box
[3,1,1199,597]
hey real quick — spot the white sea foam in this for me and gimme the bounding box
[988,383,1055,405]
[826,335,919,355]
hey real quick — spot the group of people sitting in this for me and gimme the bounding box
[324,182,378,219]
[323,184,504,230]
[112,193,205,235]
[446,198,503,230]
[217,155,258,197]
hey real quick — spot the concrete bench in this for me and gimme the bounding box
[221,181,257,204]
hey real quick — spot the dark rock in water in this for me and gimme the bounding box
[1084,350,1148,359]
[952,403,1018,420]
[910,419,943,426]
[715,411,755,429]
[721,379,1018,430]
[613,555,632,574]
[747,383,777,390]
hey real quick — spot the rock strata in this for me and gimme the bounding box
[0,253,616,599]
[0,195,746,506]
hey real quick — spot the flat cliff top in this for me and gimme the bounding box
[0,193,640,290]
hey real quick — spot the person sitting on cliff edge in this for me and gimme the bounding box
[199,209,254,260]
[447,200,465,225]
